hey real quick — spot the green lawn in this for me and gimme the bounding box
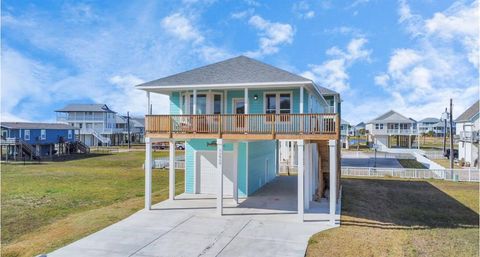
[433,158,462,169]
[1,151,184,257]
[307,177,479,257]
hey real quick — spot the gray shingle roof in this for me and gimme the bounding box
[55,104,115,113]
[455,100,479,122]
[419,117,440,123]
[1,122,75,130]
[136,55,338,95]
[368,110,414,124]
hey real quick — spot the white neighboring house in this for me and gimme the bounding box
[340,119,353,149]
[366,110,417,151]
[455,100,479,167]
[56,104,118,146]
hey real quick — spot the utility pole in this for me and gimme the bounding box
[443,108,447,155]
[449,99,454,170]
[127,112,131,150]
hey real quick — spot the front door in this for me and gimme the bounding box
[233,99,245,128]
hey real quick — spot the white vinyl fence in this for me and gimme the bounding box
[342,166,479,182]
[153,159,185,169]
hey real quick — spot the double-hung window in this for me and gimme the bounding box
[24,130,30,141]
[68,130,73,139]
[40,129,46,140]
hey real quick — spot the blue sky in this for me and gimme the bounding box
[1,0,478,124]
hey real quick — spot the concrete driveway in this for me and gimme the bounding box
[48,177,338,257]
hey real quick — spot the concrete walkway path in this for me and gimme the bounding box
[48,177,339,257]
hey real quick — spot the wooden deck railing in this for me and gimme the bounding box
[145,113,340,140]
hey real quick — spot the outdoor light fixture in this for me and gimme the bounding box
[253,94,258,100]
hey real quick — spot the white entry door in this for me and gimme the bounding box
[196,151,235,196]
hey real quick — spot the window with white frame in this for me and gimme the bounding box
[24,130,30,141]
[264,93,292,114]
[182,92,222,114]
[68,130,72,139]
[40,129,46,140]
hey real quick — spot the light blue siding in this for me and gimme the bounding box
[247,140,276,194]
[170,92,181,114]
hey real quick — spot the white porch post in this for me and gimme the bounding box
[328,139,337,225]
[169,140,176,200]
[217,139,224,215]
[193,89,197,114]
[233,142,239,204]
[300,86,304,114]
[304,143,310,210]
[146,92,151,114]
[145,137,152,210]
[244,88,249,114]
[297,140,305,222]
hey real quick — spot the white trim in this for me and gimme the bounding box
[233,142,239,204]
[297,140,304,222]
[193,150,197,193]
[169,140,176,200]
[24,129,30,141]
[263,91,293,114]
[137,81,311,90]
[300,86,304,114]
[216,138,223,216]
[40,129,46,140]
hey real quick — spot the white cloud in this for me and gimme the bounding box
[302,37,371,93]
[0,3,229,121]
[245,15,294,57]
[371,0,480,121]
[161,13,204,44]
[292,1,315,19]
[230,9,254,19]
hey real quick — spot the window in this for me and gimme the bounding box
[380,124,384,129]
[264,93,291,122]
[40,129,46,140]
[189,94,207,114]
[24,130,30,141]
[375,124,384,130]
[213,94,222,114]
[68,130,72,139]
[265,94,276,114]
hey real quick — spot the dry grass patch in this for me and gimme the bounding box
[307,178,479,257]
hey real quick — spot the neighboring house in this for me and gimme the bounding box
[366,110,417,150]
[56,104,145,146]
[418,117,453,136]
[455,100,479,167]
[354,122,366,136]
[340,119,353,149]
[0,122,82,159]
[137,55,341,223]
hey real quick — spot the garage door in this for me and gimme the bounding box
[196,151,235,196]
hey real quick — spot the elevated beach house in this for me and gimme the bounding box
[0,122,83,160]
[366,110,417,150]
[455,100,479,167]
[137,56,341,223]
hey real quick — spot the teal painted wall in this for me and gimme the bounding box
[170,92,181,114]
[184,139,247,197]
[247,140,276,194]
[168,87,329,115]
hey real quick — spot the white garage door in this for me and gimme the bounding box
[196,151,235,196]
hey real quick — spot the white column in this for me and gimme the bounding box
[169,140,176,200]
[145,137,152,210]
[304,143,310,209]
[244,88,249,114]
[233,142,239,204]
[297,140,304,222]
[300,86,304,114]
[217,139,224,215]
[193,89,197,115]
[328,139,337,225]
[146,92,151,115]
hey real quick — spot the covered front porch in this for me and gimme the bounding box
[152,176,341,223]
[144,137,341,224]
